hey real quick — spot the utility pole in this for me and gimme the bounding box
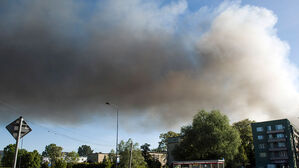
[106,102,119,168]
[129,142,133,168]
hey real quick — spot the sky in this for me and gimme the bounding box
[0,0,299,153]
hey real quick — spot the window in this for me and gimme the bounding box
[278,142,286,148]
[279,151,287,157]
[268,134,273,139]
[267,126,272,131]
[258,135,264,140]
[257,127,264,132]
[267,164,276,168]
[275,124,284,130]
[259,143,265,149]
[277,133,284,138]
[270,143,274,148]
[270,152,275,158]
[259,152,267,157]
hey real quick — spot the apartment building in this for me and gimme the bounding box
[251,119,299,168]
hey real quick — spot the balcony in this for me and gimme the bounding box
[270,156,288,160]
[271,160,288,164]
[268,147,287,151]
[268,138,286,142]
[267,129,284,134]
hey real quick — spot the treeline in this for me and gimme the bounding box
[1,140,161,168]
[1,110,256,168]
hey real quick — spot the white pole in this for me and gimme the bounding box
[13,117,23,168]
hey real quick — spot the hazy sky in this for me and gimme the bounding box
[1,0,299,153]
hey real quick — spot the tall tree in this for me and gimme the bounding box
[78,145,93,157]
[173,110,241,165]
[21,150,42,168]
[141,143,161,168]
[42,144,63,166]
[232,119,255,167]
[156,131,179,152]
[1,144,28,167]
[65,151,79,163]
[118,139,147,168]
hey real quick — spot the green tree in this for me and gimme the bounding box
[232,119,255,167]
[141,143,161,168]
[2,144,16,167]
[54,159,67,168]
[42,144,63,166]
[41,161,50,168]
[108,149,116,167]
[103,156,113,168]
[118,139,147,168]
[156,131,179,152]
[65,151,79,163]
[173,110,241,165]
[78,145,93,157]
[1,144,28,167]
[21,150,42,168]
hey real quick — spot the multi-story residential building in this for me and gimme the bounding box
[251,119,299,168]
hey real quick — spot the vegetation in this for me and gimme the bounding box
[42,144,63,167]
[21,150,42,168]
[173,110,241,166]
[155,131,179,152]
[1,144,42,168]
[78,145,93,157]
[232,119,255,167]
[141,143,161,168]
[65,151,79,163]
[118,139,147,168]
[54,159,67,168]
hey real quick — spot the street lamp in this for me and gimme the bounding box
[106,102,119,168]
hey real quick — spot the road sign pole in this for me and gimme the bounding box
[13,117,23,168]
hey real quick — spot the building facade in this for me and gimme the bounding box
[149,152,167,166]
[167,136,183,166]
[251,119,299,168]
[87,153,109,163]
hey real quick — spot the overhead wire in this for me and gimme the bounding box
[0,99,114,148]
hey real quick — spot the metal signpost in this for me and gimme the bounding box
[6,116,32,168]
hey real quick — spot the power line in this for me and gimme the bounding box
[0,99,114,148]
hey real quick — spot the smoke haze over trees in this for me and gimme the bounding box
[0,0,298,128]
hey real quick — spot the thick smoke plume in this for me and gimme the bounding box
[0,0,298,127]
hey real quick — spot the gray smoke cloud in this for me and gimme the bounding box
[0,0,298,127]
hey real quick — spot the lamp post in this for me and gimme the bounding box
[106,102,119,168]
